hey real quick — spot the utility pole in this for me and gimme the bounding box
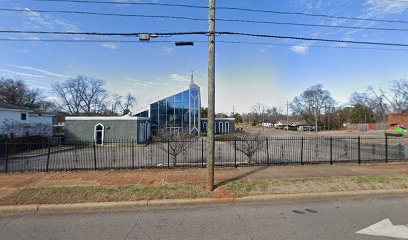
[314,99,318,137]
[207,0,216,191]
[286,100,289,131]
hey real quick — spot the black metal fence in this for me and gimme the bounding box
[0,136,406,173]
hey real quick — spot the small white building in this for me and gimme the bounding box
[261,122,274,128]
[0,103,55,138]
[274,120,293,129]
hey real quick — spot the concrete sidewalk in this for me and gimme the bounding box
[1,163,408,192]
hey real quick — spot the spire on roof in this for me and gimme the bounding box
[190,71,194,85]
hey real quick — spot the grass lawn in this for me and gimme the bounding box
[1,175,407,205]
[0,184,212,205]
[225,175,408,197]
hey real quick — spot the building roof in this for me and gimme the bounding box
[0,102,30,112]
[275,120,292,125]
[201,118,235,121]
[147,83,200,105]
[134,82,200,116]
[0,102,55,116]
[292,121,310,126]
[66,116,150,121]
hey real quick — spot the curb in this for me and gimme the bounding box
[1,189,408,215]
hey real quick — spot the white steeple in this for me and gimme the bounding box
[190,71,194,85]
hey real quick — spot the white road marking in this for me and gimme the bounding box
[356,218,408,239]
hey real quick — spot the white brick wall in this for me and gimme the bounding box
[0,109,54,137]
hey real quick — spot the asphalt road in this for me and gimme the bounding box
[0,196,407,240]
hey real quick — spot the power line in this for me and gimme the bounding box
[216,40,408,51]
[28,0,408,25]
[1,30,408,47]
[30,0,207,9]
[216,18,408,32]
[0,38,179,43]
[0,8,208,21]
[2,37,407,51]
[216,6,408,25]
[0,30,208,36]
[4,8,408,33]
[218,31,408,47]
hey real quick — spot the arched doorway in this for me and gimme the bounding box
[94,123,104,145]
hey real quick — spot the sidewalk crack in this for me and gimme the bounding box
[122,213,143,240]
[123,222,137,240]
[233,206,253,240]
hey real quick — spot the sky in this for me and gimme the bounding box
[0,0,408,114]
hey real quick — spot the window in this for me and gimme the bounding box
[219,122,224,134]
[94,123,104,145]
[21,113,27,121]
[225,122,230,133]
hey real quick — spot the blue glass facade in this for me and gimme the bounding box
[149,84,200,135]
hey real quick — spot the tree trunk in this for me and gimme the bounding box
[173,155,177,167]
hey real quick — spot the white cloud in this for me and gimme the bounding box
[101,43,118,49]
[290,45,309,54]
[0,68,44,78]
[364,0,408,16]
[125,78,158,87]
[7,64,72,78]
[21,8,79,32]
[170,73,190,82]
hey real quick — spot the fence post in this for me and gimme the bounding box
[46,142,51,172]
[93,140,97,170]
[385,135,389,163]
[358,136,361,164]
[201,138,204,168]
[4,142,8,173]
[131,139,135,169]
[234,138,238,168]
[300,137,304,165]
[330,137,333,165]
[266,137,270,166]
[167,140,170,169]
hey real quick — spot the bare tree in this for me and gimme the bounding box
[251,103,267,125]
[385,79,408,113]
[230,133,265,164]
[118,93,136,115]
[153,129,198,166]
[53,76,108,115]
[265,107,282,123]
[106,94,122,116]
[77,76,107,115]
[103,93,136,116]
[53,78,83,115]
[349,90,387,123]
[290,84,336,126]
[0,78,49,110]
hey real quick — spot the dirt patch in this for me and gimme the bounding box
[215,186,234,198]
